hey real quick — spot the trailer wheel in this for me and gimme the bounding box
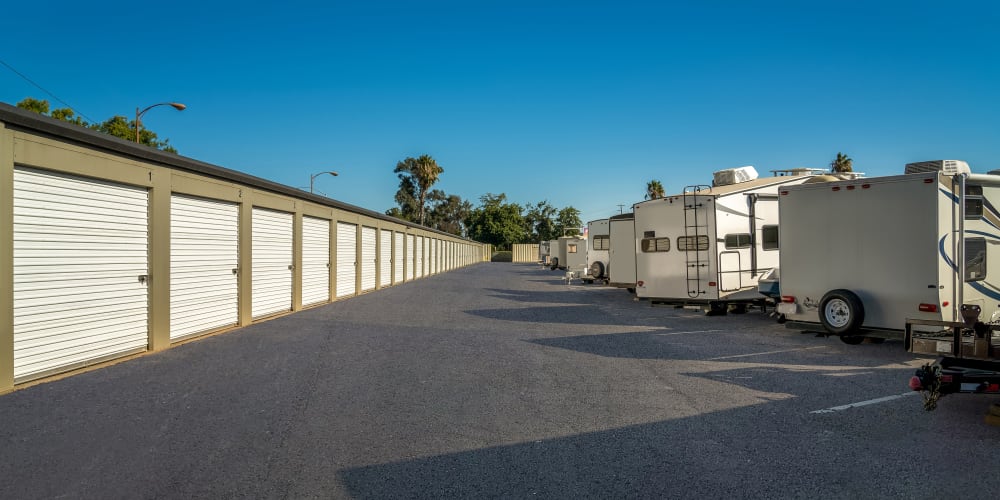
[550,257,559,270]
[776,314,787,324]
[590,261,606,279]
[819,289,865,336]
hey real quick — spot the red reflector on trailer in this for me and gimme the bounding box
[942,301,950,307]
[832,186,841,191]
[780,295,795,303]
[862,184,871,189]
[847,185,856,190]
[708,281,717,287]
[637,281,644,287]
[780,190,789,195]
[988,384,1000,393]
[942,375,953,383]
[924,178,934,184]
[919,304,938,312]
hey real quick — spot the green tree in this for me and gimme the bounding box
[645,179,666,200]
[16,97,177,153]
[830,152,853,173]
[425,190,472,236]
[524,200,559,242]
[555,206,583,236]
[465,193,527,249]
[393,154,443,225]
[386,175,420,222]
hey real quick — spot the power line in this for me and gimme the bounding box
[0,58,97,123]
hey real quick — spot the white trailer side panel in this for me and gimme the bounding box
[608,215,637,287]
[13,167,149,381]
[170,194,239,340]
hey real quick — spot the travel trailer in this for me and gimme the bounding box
[584,218,610,283]
[634,166,825,313]
[550,235,587,272]
[608,212,637,291]
[777,160,1000,345]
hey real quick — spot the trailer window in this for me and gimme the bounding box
[593,235,610,250]
[762,225,779,250]
[677,235,709,251]
[568,244,578,253]
[966,237,987,282]
[966,186,984,219]
[724,233,752,249]
[641,237,670,252]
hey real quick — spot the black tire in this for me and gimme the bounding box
[590,261,606,279]
[627,287,636,294]
[550,257,559,271]
[706,301,728,316]
[840,335,865,345]
[776,314,787,324]
[819,289,865,336]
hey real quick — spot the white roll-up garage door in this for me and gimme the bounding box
[251,207,293,318]
[336,222,357,297]
[393,232,404,284]
[379,229,392,288]
[430,239,437,275]
[302,216,331,307]
[405,234,415,281]
[360,226,377,292]
[415,236,424,278]
[170,194,239,340]
[13,167,149,382]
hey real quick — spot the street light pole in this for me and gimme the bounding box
[310,171,339,194]
[135,102,186,143]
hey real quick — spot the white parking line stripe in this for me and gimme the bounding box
[707,346,827,360]
[810,392,919,414]
[657,329,724,336]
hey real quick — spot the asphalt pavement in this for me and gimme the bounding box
[2,263,999,499]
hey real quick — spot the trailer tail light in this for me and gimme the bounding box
[924,178,934,184]
[832,186,841,192]
[918,303,938,313]
[708,281,717,287]
[846,185,856,190]
[780,190,789,195]
[780,295,795,303]
[862,184,871,189]
[637,280,644,287]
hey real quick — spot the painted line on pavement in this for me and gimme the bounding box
[810,392,919,414]
[707,346,827,360]
[657,329,724,336]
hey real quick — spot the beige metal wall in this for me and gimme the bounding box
[0,105,489,392]
[511,244,539,263]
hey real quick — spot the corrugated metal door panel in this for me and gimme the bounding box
[301,216,331,306]
[336,222,357,297]
[431,240,438,274]
[416,236,425,278]
[170,195,239,340]
[406,235,415,281]
[393,232,404,284]
[360,226,377,292]
[12,167,149,381]
[251,208,293,318]
[379,229,392,287]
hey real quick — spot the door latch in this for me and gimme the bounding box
[138,275,148,285]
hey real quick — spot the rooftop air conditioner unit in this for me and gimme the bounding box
[904,160,971,175]
[713,166,759,187]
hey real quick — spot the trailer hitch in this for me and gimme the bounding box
[910,363,943,411]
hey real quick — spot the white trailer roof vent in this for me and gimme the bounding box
[712,166,759,186]
[904,160,971,175]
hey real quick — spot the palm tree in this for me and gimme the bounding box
[830,152,853,173]
[394,154,444,225]
[645,180,665,200]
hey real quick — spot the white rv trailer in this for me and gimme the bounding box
[584,218,610,283]
[634,166,823,313]
[776,160,1000,344]
[608,212,637,290]
[550,235,587,272]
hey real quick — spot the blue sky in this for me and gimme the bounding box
[2,1,998,224]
